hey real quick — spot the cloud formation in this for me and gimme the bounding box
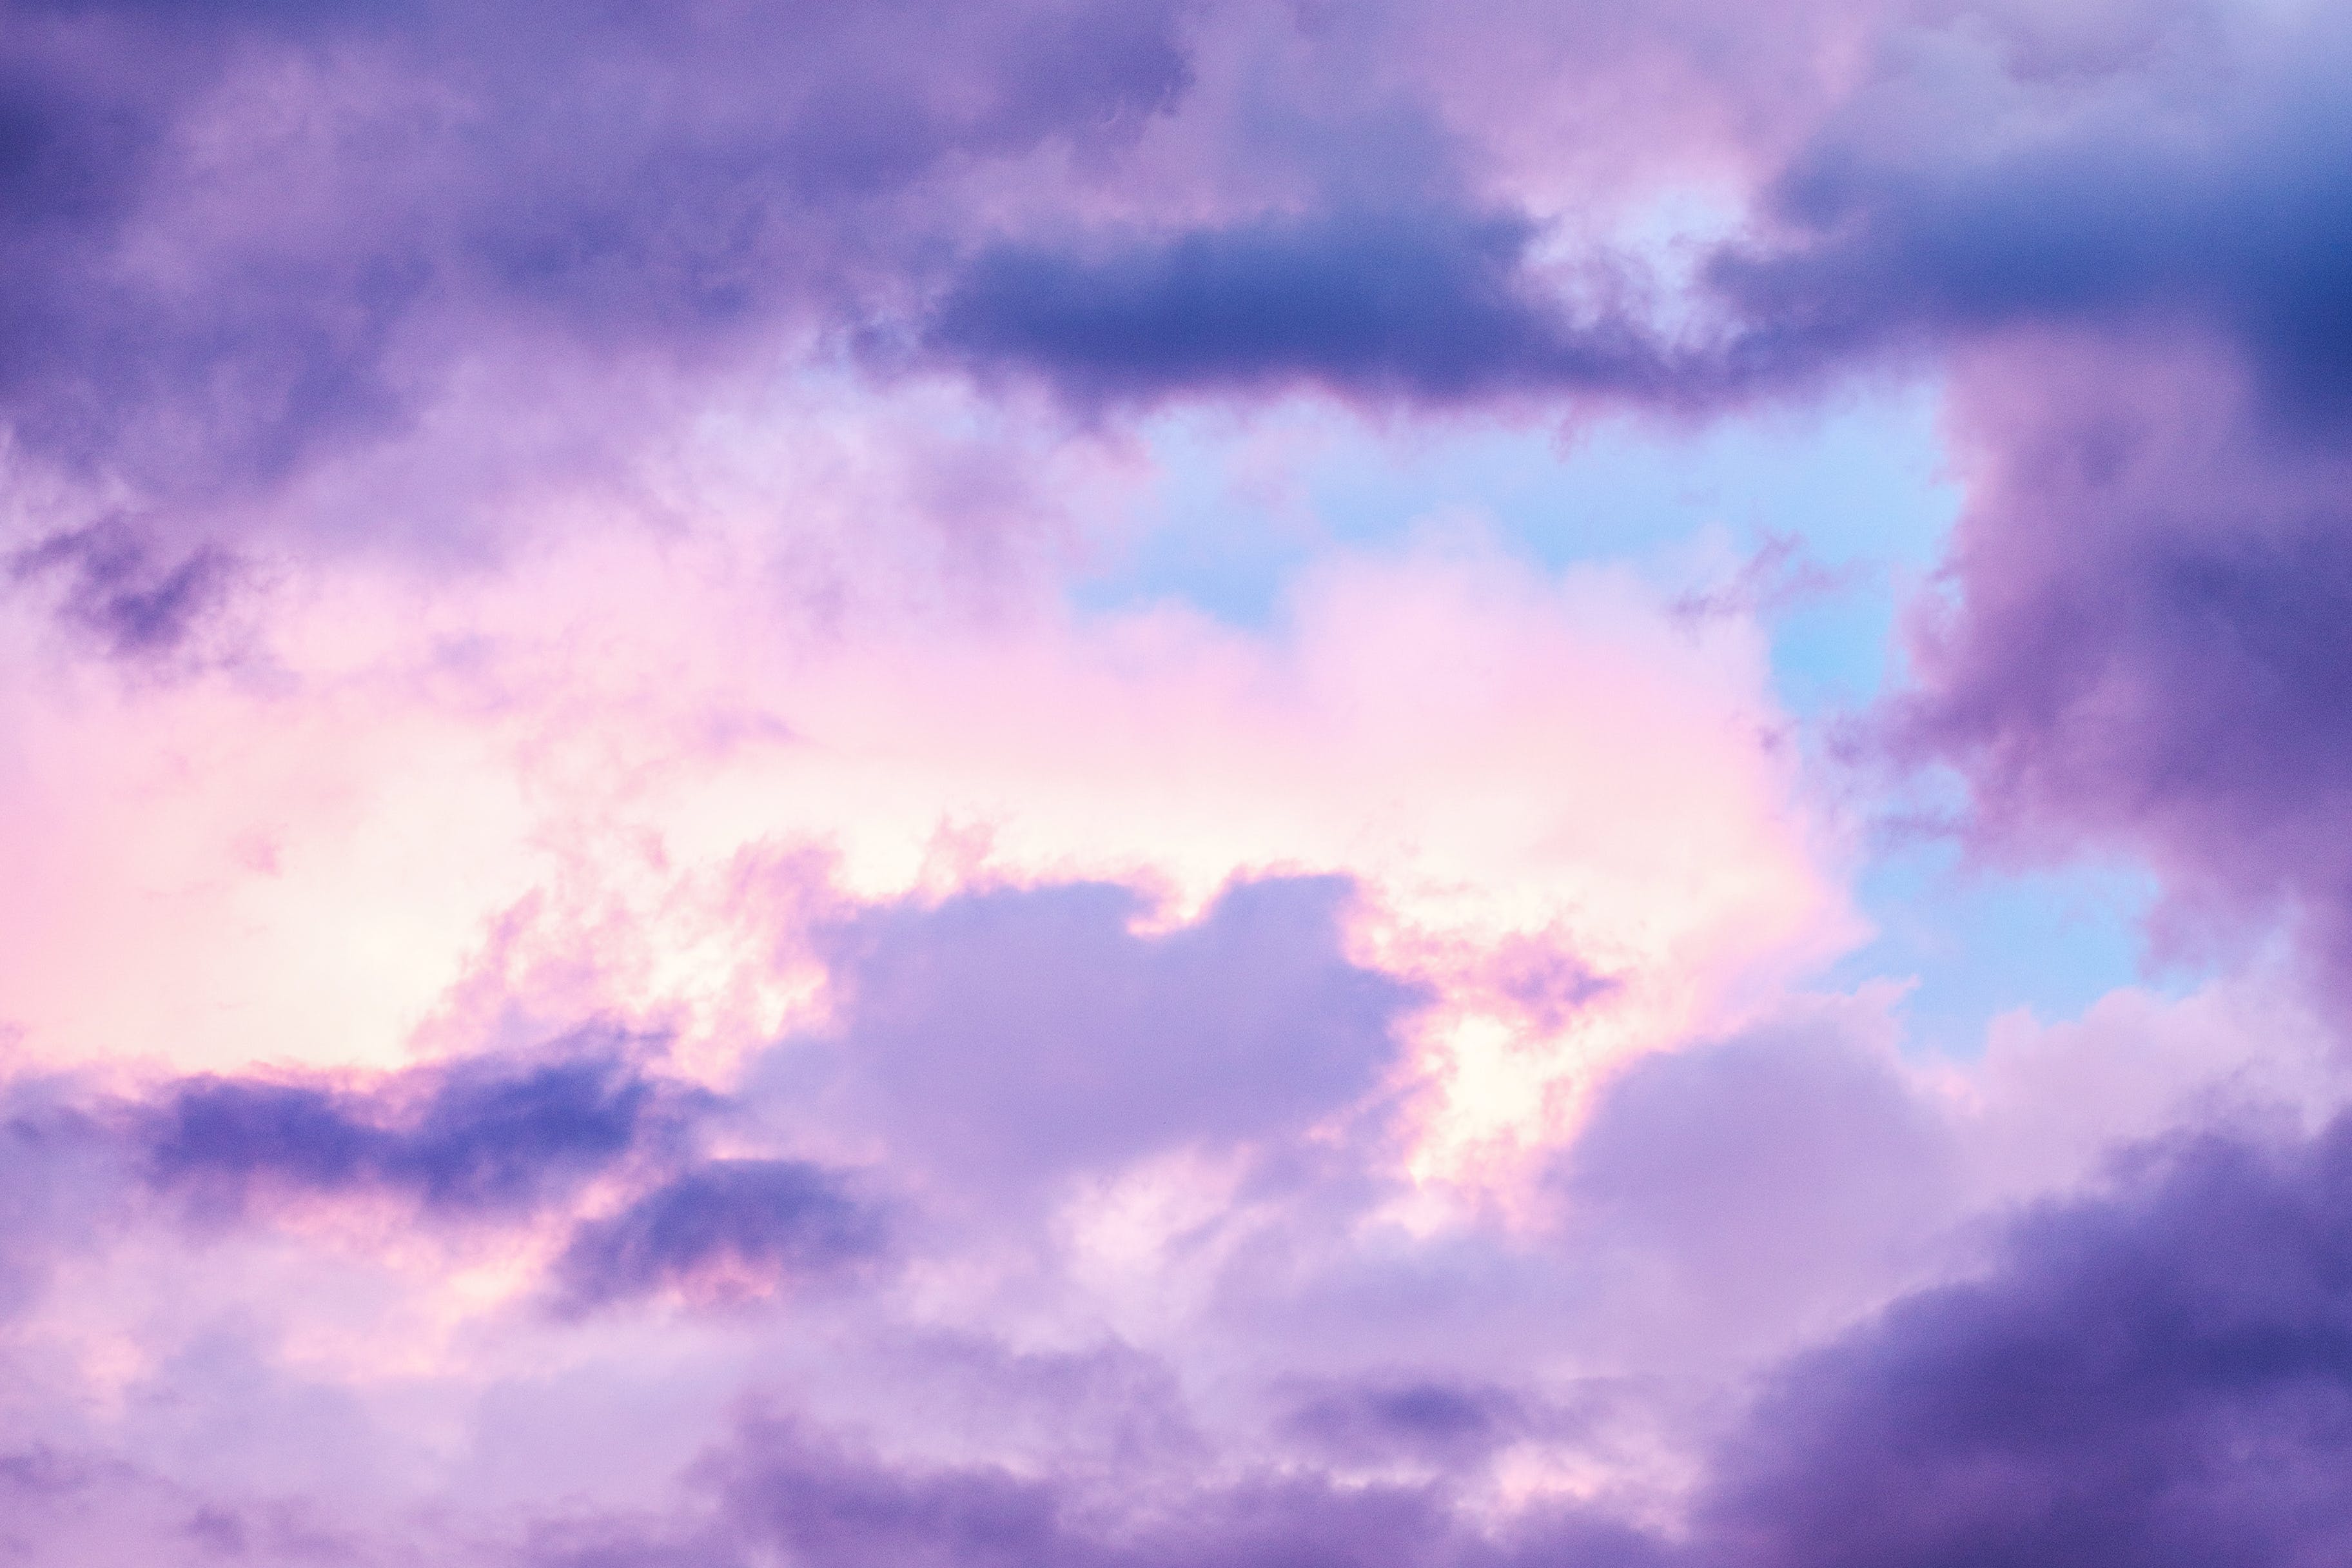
[799,875,1420,1189]
[1888,331,2352,973]
[0,0,1193,508]
[141,1046,674,1218]
[553,1159,885,1311]
[929,206,1686,408]
[5,0,2352,1562]
[1695,1113,2352,1568]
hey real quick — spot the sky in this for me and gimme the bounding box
[5,0,2352,1563]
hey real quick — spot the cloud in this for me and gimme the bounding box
[0,0,1193,507]
[0,1082,128,1320]
[1712,4,2352,418]
[11,0,2346,547]
[549,1415,1666,1568]
[1692,1112,2352,1568]
[1280,1379,1531,1467]
[9,524,242,661]
[1554,1013,1961,1352]
[1881,331,2352,973]
[553,1159,886,1311]
[795,874,1422,1189]
[522,1105,2352,1568]
[15,4,2352,1562]
[141,1044,680,1219]
[927,206,1687,409]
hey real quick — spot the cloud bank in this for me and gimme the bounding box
[6,0,2352,1562]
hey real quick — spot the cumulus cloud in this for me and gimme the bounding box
[1690,1112,2352,1567]
[5,0,2351,1561]
[0,0,1194,507]
[553,1159,887,1311]
[928,205,1690,409]
[509,1107,2352,1568]
[1714,4,2352,416]
[1885,331,2352,974]
[790,875,1421,1190]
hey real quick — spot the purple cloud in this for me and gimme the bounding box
[1280,1378,1531,1467]
[141,1044,679,1219]
[513,1108,2352,1568]
[8,523,240,659]
[543,1416,1667,1568]
[0,1084,126,1320]
[0,0,1193,505]
[927,206,1688,409]
[788,874,1424,1190]
[8,3,2352,1563]
[7,0,2345,545]
[1883,333,2352,972]
[1713,5,2352,420]
[1690,1112,2352,1567]
[553,1158,886,1311]
[1554,1019,1960,1342]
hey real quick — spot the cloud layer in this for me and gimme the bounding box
[7,0,2352,1562]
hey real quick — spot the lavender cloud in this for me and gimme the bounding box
[0,1084,126,1320]
[1279,1379,1532,1467]
[141,1045,680,1219]
[1554,1017,1961,1349]
[521,1106,2352,1568]
[1714,5,2352,420]
[552,1416,1666,1568]
[6,1,2352,1562]
[0,0,1193,508]
[1885,332,2352,973]
[553,1159,887,1311]
[790,874,1423,1191]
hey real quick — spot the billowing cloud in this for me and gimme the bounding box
[5,0,2350,1561]
[1692,1111,2352,1568]
[794,875,1420,1189]
[1715,4,2352,416]
[1886,331,2352,973]
[928,206,1687,409]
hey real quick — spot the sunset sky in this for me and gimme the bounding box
[7,1,2352,1563]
